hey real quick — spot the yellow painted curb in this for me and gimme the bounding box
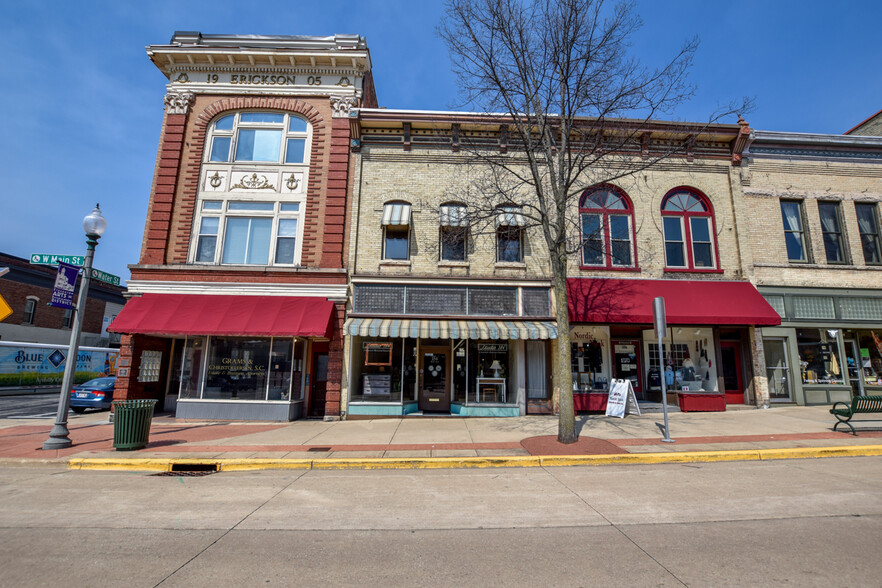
[64,445,882,473]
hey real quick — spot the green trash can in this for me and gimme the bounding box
[112,399,157,451]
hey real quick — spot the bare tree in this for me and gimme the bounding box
[439,0,749,443]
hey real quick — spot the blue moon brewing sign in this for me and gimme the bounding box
[0,345,119,388]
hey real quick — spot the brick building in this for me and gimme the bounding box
[0,252,124,347]
[109,33,375,419]
[742,129,882,405]
[342,110,780,417]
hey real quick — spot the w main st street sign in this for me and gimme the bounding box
[30,254,121,287]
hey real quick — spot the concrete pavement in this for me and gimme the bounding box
[1,403,881,470]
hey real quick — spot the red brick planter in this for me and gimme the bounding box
[677,392,726,412]
[574,392,609,412]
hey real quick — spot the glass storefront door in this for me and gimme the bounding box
[844,339,865,398]
[763,338,791,402]
[419,347,450,412]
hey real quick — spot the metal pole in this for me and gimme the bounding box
[659,325,674,443]
[43,235,98,450]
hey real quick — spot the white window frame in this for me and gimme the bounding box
[662,216,687,268]
[206,112,312,165]
[191,199,304,266]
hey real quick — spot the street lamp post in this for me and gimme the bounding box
[43,205,107,450]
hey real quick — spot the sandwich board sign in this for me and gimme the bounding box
[605,379,641,419]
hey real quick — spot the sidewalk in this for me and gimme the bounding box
[1,404,881,470]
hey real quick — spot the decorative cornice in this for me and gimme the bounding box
[330,94,359,118]
[163,91,195,115]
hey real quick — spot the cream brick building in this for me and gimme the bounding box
[342,111,780,417]
[742,130,882,405]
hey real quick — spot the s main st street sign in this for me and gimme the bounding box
[30,254,121,287]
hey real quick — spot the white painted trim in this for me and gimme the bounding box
[125,280,347,299]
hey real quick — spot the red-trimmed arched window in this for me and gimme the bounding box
[580,186,636,268]
[661,187,718,270]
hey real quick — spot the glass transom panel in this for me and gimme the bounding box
[663,192,707,212]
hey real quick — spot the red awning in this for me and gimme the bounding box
[567,278,781,326]
[108,294,335,337]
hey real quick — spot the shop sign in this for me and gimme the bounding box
[605,379,641,419]
[207,357,267,379]
[478,344,508,352]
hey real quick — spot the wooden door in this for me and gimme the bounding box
[308,352,329,417]
[419,347,450,412]
[720,341,744,404]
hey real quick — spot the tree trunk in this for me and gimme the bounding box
[550,249,576,444]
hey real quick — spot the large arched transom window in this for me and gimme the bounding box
[207,111,310,164]
[661,188,717,270]
[580,186,635,268]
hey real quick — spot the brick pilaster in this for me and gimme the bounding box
[142,113,187,265]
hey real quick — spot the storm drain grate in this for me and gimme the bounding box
[307,447,333,452]
[152,463,219,476]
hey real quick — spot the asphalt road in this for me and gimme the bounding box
[0,393,75,419]
[1,457,880,586]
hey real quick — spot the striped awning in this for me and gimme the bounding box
[495,206,525,227]
[344,318,557,340]
[440,204,469,227]
[382,202,412,226]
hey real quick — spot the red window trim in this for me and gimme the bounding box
[579,184,639,270]
[660,186,721,271]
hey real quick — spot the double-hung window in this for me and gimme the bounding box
[580,186,635,268]
[194,200,302,265]
[855,202,881,264]
[23,298,36,325]
[818,201,846,263]
[780,200,808,262]
[208,112,309,164]
[440,203,468,261]
[382,201,412,261]
[495,205,525,263]
[661,188,718,270]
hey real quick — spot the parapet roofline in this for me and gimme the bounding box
[751,129,882,148]
[164,31,367,51]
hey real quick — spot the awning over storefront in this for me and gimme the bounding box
[344,318,558,340]
[567,278,781,326]
[108,294,335,337]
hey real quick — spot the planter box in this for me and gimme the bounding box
[574,392,608,412]
[677,392,726,412]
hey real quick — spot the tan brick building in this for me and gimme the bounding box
[109,32,375,420]
[742,130,882,405]
[342,111,779,417]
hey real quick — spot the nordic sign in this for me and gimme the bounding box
[30,254,85,266]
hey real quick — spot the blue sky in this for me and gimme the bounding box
[1,0,879,285]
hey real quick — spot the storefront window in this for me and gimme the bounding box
[570,326,610,391]
[796,328,843,385]
[643,328,717,392]
[856,331,882,387]
[352,338,403,403]
[452,340,468,403]
[470,341,512,403]
[177,336,299,401]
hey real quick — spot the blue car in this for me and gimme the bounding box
[69,376,116,413]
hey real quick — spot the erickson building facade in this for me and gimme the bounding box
[110,32,375,420]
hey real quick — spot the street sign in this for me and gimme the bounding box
[89,268,121,287]
[30,254,85,267]
[0,293,12,322]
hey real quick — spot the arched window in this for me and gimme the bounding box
[207,111,310,164]
[661,188,718,270]
[580,186,636,268]
[439,202,468,261]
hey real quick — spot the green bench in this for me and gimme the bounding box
[830,395,882,435]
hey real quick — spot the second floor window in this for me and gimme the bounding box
[193,200,302,266]
[207,112,309,164]
[440,203,468,261]
[496,205,524,263]
[661,188,717,270]
[580,186,635,268]
[818,201,846,263]
[780,200,807,262]
[856,202,881,264]
[23,298,36,324]
[382,201,412,261]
